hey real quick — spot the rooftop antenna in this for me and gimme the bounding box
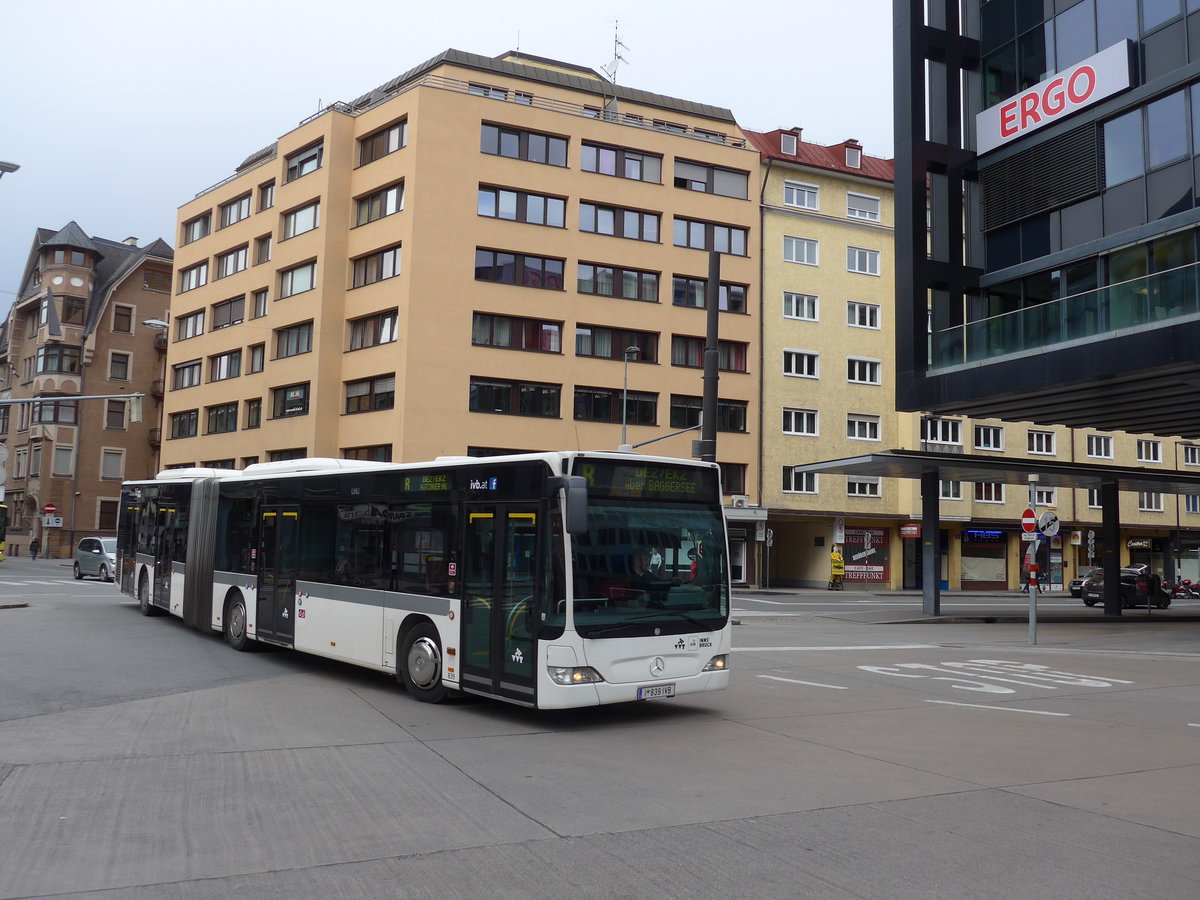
[601,20,629,83]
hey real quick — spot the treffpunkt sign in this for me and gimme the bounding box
[976,41,1132,155]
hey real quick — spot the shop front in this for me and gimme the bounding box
[960,528,1007,590]
[901,523,948,590]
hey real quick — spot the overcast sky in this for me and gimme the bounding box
[0,0,893,303]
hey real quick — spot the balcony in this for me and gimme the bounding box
[151,379,164,399]
[153,333,168,352]
[147,427,161,445]
[932,261,1200,369]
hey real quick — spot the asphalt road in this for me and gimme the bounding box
[2,558,1200,898]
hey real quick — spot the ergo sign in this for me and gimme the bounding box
[976,41,1132,154]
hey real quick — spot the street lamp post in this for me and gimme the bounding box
[620,345,640,449]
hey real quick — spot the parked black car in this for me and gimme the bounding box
[1069,567,1103,598]
[1081,568,1170,609]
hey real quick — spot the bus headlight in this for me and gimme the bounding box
[702,654,728,672]
[548,665,604,685]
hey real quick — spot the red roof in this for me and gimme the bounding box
[744,129,894,184]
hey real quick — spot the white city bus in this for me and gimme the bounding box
[117,452,730,709]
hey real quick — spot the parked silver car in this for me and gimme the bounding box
[74,537,116,581]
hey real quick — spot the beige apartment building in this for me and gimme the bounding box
[0,223,172,558]
[161,50,763,575]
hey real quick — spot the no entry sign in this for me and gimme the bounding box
[1021,508,1037,533]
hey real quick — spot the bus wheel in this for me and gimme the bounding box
[225,595,251,651]
[399,623,447,703]
[138,573,157,616]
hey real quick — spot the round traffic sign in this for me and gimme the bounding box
[1021,508,1037,532]
[43,503,56,515]
[1038,510,1061,537]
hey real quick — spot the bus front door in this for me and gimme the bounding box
[257,507,299,644]
[461,506,538,704]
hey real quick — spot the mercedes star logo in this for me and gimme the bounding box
[650,657,665,677]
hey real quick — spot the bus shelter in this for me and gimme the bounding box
[793,450,1200,616]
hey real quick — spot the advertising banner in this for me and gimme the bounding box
[843,527,889,582]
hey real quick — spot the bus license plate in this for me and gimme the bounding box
[637,683,675,700]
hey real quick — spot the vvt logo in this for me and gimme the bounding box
[675,638,686,650]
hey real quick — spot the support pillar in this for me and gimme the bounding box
[1101,479,1122,616]
[920,470,941,616]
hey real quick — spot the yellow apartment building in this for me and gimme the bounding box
[161,50,763,578]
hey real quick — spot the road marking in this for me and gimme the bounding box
[927,700,1070,716]
[757,675,847,690]
[1189,724,1200,728]
[734,644,938,652]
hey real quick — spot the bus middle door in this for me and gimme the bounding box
[257,507,299,644]
[461,505,539,704]
[153,503,175,609]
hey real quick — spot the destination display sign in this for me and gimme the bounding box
[576,459,719,503]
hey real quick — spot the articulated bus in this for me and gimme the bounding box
[117,452,730,708]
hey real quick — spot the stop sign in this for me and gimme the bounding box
[43,503,56,516]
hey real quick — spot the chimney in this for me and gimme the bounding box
[122,236,139,247]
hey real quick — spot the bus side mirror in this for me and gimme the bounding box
[547,475,588,535]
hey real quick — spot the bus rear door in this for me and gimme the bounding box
[257,507,298,644]
[461,506,539,704]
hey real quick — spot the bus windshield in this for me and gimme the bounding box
[565,499,728,639]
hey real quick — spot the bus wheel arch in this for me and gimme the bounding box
[137,568,157,616]
[224,589,251,651]
[397,617,447,703]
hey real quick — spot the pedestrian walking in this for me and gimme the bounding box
[30,538,41,561]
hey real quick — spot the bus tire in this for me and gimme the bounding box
[399,623,447,703]
[138,572,158,616]
[225,594,251,651]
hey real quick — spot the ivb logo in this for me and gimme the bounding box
[469,476,499,491]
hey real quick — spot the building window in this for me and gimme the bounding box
[468,81,508,99]
[359,120,407,165]
[719,463,747,495]
[974,425,1004,451]
[974,482,1005,503]
[101,449,125,480]
[783,349,819,378]
[356,182,405,225]
[201,459,237,470]
[279,262,316,298]
[1087,434,1114,459]
[848,477,881,497]
[578,263,659,302]
[252,289,269,318]
[673,217,748,255]
[219,194,251,228]
[1139,492,1164,512]
[783,407,818,436]
[673,159,748,198]
[847,193,881,221]
[1088,489,1102,508]
[0,407,9,435]
[244,398,262,429]
[33,400,79,425]
[36,345,82,374]
[272,383,310,418]
[1028,430,1056,455]
[182,213,211,245]
[783,467,818,493]
[670,336,747,372]
[172,359,202,389]
[1137,439,1162,463]
[575,325,656,362]
[473,313,562,352]
[847,246,881,275]
[109,352,130,381]
[211,296,245,329]
[580,142,662,182]
[780,133,798,155]
[922,417,961,444]
[351,245,402,288]
[344,375,395,414]
[283,201,320,239]
[846,146,862,168]
[474,249,564,289]
[1186,495,1200,515]
[209,350,242,381]
[216,246,248,278]
[1184,444,1200,466]
[344,445,393,462]
[269,448,308,462]
[248,343,265,373]
[479,123,567,166]
[259,181,275,211]
[62,296,86,325]
[348,309,398,350]
[143,268,171,293]
[206,402,238,434]
[469,377,561,418]
[170,410,198,439]
[783,181,818,210]
[783,235,818,265]
[846,301,880,329]
[579,202,659,241]
[573,387,657,424]
[1035,488,1056,506]
[478,186,565,227]
[275,322,313,358]
[847,413,881,441]
[847,358,881,384]
[941,480,962,500]
[285,142,323,182]
[671,277,746,312]
[52,446,74,476]
[179,262,208,293]
[783,292,818,320]
[670,395,747,432]
[255,234,272,265]
[112,304,134,333]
